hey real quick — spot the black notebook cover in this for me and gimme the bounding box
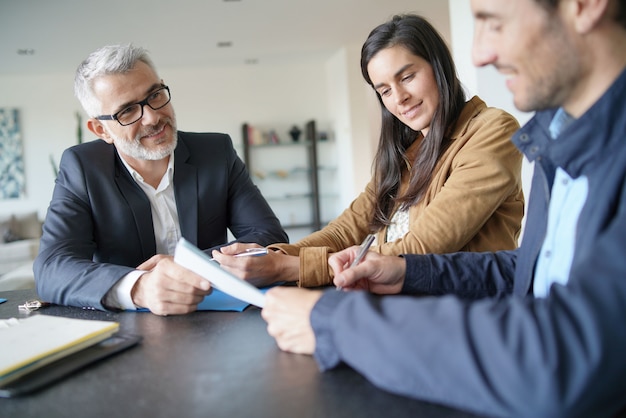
[0,333,141,397]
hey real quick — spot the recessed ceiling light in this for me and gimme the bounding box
[217,41,233,48]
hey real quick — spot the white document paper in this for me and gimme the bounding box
[174,238,266,308]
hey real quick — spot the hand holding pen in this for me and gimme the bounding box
[212,245,290,288]
[336,234,375,290]
[329,239,406,294]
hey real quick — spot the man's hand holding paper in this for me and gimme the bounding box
[174,238,267,308]
[132,254,212,316]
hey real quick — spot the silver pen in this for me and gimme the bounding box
[350,234,376,268]
[337,233,376,290]
[234,248,268,257]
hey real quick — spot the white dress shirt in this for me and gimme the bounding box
[104,154,181,310]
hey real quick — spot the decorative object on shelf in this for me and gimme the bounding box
[268,130,280,144]
[0,108,25,199]
[245,123,268,145]
[289,125,302,142]
[253,170,266,180]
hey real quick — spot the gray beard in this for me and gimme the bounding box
[116,133,177,161]
[109,120,178,161]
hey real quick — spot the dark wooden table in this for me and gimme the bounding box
[0,288,482,418]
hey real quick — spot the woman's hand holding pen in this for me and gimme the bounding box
[329,248,406,295]
[212,243,299,287]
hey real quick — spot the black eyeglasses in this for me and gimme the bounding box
[95,85,171,126]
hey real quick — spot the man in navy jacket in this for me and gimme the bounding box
[261,0,626,416]
[35,44,287,315]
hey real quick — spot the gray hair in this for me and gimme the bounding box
[74,44,158,117]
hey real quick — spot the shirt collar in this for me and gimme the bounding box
[120,152,175,186]
[513,66,626,178]
[548,107,575,140]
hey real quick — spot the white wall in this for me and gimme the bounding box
[160,59,330,142]
[324,45,380,210]
[0,72,80,219]
[0,58,348,221]
[1,0,536,235]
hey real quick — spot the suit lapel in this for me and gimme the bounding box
[173,137,199,245]
[114,155,157,260]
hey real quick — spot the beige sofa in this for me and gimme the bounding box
[0,212,41,291]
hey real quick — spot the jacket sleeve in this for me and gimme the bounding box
[269,182,377,286]
[402,250,516,298]
[311,234,626,417]
[34,147,135,310]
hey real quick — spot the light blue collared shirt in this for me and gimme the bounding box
[533,109,588,298]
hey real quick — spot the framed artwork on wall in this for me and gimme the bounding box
[0,108,25,199]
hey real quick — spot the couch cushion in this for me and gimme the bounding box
[0,260,35,291]
[0,212,42,243]
[0,215,16,242]
[0,238,40,276]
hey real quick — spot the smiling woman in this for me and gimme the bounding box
[213,14,525,290]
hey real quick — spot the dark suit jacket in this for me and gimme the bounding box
[34,131,287,310]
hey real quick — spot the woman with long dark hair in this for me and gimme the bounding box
[214,14,524,288]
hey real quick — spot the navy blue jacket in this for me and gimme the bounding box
[311,69,626,417]
[35,132,287,310]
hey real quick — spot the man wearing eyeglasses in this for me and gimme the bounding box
[34,44,287,315]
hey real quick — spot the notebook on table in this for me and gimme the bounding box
[0,314,140,397]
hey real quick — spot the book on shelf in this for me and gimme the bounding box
[246,124,268,145]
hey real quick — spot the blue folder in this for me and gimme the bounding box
[135,287,272,313]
